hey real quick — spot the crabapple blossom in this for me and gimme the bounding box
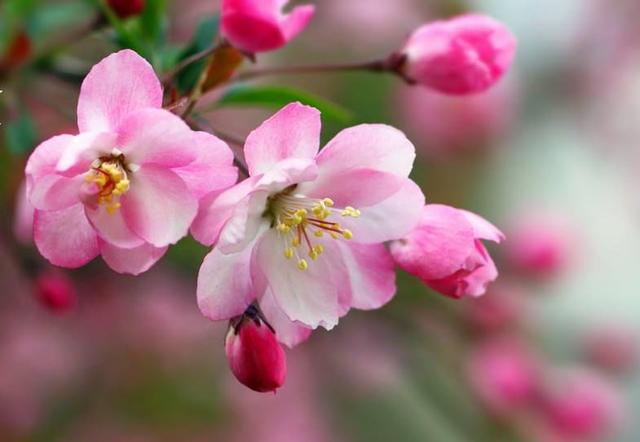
[221,0,315,54]
[226,305,287,392]
[399,14,516,95]
[193,102,424,333]
[390,204,503,299]
[25,50,237,275]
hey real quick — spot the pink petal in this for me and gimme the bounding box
[260,289,312,348]
[55,132,117,177]
[281,5,315,41]
[197,244,257,321]
[121,165,198,247]
[255,230,348,329]
[390,204,476,281]
[244,102,320,175]
[25,135,75,186]
[172,131,237,199]
[254,157,318,192]
[116,108,200,168]
[29,174,83,211]
[221,12,285,53]
[216,191,270,254]
[14,181,34,244]
[316,124,416,178]
[190,176,261,246]
[461,209,505,242]
[100,240,167,275]
[339,178,425,244]
[85,205,145,249]
[338,242,396,310]
[463,241,499,297]
[33,204,99,268]
[302,168,405,209]
[77,49,162,133]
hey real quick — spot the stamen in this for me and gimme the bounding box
[85,156,131,215]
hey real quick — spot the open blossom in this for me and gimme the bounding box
[221,0,315,54]
[193,102,424,337]
[25,50,237,275]
[399,14,516,95]
[390,204,504,299]
[226,305,287,392]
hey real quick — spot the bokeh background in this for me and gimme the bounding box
[1,0,640,441]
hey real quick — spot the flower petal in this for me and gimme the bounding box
[338,242,396,310]
[281,5,315,40]
[260,289,312,348]
[100,240,167,275]
[216,191,270,254]
[33,204,99,268]
[77,49,162,133]
[315,124,416,178]
[190,176,261,246]
[244,102,320,175]
[197,242,258,321]
[116,108,200,168]
[55,132,117,177]
[29,174,84,211]
[339,178,425,243]
[461,209,505,242]
[85,205,145,249]
[121,165,198,247]
[255,229,348,329]
[172,131,238,199]
[25,135,76,185]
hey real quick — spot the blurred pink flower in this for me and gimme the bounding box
[505,212,573,278]
[193,102,424,331]
[463,281,527,332]
[25,50,237,275]
[539,368,624,440]
[35,269,77,313]
[225,306,287,392]
[467,337,539,416]
[396,80,517,159]
[584,326,638,374]
[221,0,315,53]
[390,204,503,299]
[399,14,516,95]
[13,180,34,244]
[108,0,145,19]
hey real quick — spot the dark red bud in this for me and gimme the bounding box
[107,0,146,19]
[0,31,31,71]
[35,270,77,313]
[225,307,287,392]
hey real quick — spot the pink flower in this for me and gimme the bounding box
[13,180,34,245]
[467,337,539,416]
[390,204,503,299]
[399,14,516,95]
[584,326,638,374]
[25,50,237,275]
[226,305,287,392]
[464,281,527,332]
[540,369,624,440]
[221,0,315,53]
[35,269,77,313]
[505,212,573,278]
[193,102,424,335]
[108,0,145,18]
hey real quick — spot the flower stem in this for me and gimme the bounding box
[162,41,225,88]
[232,59,389,83]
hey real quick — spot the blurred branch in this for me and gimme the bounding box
[232,59,388,83]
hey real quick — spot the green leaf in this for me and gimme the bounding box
[216,84,353,123]
[26,2,95,41]
[175,15,219,93]
[4,110,37,155]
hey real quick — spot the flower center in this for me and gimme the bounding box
[84,149,132,215]
[266,188,360,271]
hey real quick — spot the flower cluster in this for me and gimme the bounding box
[21,1,517,392]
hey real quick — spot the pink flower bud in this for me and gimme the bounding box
[505,212,573,278]
[584,326,638,374]
[540,369,624,440]
[34,270,77,313]
[467,338,539,416]
[108,0,146,19]
[399,14,516,95]
[463,281,527,332]
[221,0,315,54]
[225,306,287,392]
[390,205,504,299]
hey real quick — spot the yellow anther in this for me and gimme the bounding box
[314,230,324,237]
[309,250,318,260]
[313,244,324,255]
[297,259,308,270]
[277,223,291,233]
[330,232,339,240]
[341,206,361,218]
[115,179,129,193]
[342,229,353,240]
[284,248,294,259]
[323,198,334,207]
[291,237,300,247]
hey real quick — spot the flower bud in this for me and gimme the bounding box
[221,0,315,54]
[35,270,77,313]
[225,305,287,392]
[0,30,31,71]
[390,205,504,299]
[398,14,516,95]
[107,0,146,19]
